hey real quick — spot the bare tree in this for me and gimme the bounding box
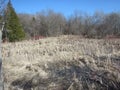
[18,13,35,39]
[0,0,8,89]
[35,12,48,36]
[46,10,66,36]
[18,10,120,39]
[66,11,85,35]
[104,13,120,36]
[90,11,105,38]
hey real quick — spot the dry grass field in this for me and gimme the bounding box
[2,35,120,90]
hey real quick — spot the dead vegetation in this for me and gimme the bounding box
[2,35,120,90]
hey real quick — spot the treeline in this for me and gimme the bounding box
[1,0,120,41]
[18,10,120,39]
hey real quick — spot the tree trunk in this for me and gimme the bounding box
[0,27,4,90]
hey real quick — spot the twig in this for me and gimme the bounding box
[67,82,74,90]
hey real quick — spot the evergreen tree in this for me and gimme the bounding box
[6,0,25,42]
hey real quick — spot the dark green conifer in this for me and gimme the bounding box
[6,0,25,42]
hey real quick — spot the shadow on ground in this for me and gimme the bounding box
[10,59,120,90]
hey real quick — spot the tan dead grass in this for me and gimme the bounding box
[2,35,120,90]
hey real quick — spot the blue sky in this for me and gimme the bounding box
[11,0,120,17]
